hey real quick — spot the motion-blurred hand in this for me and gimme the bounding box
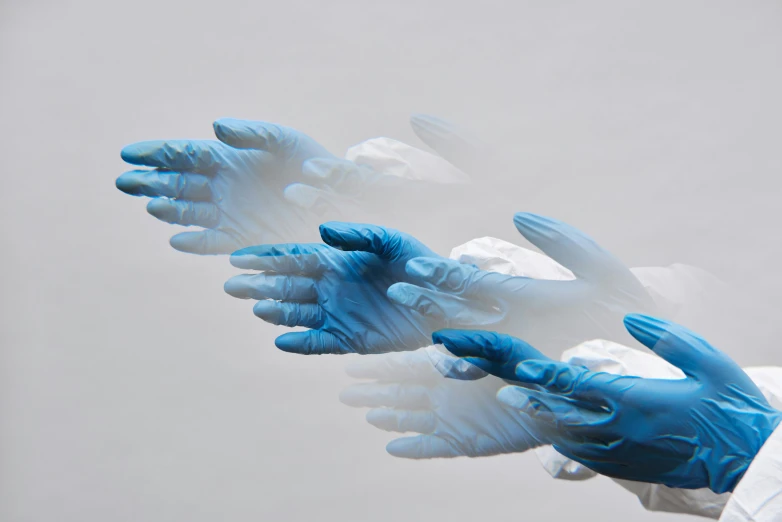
[117,120,334,254]
[116,116,474,255]
[340,345,543,458]
[389,212,658,354]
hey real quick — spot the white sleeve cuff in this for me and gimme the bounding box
[720,422,782,522]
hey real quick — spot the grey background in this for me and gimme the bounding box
[2,1,781,521]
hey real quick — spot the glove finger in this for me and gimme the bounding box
[116,170,212,200]
[213,118,287,151]
[432,329,547,364]
[409,114,481,173]
[515,360,624,408]
[405,256,584,308]
[512,213,635,284]
[497,386,607,431]
[623,313,741,383]
[366,408,436,434]
[430,329,549,381]
[387,283,503,327]
[274,330,349,355]
[224,273,317,301]
[169,229,241,255]
[422,347,489,381]
[121,140,227,174]
[230,244,333,275]
[213,117,319,157]
[319,222,436,261]
[338,383,431,409]
[146,199,219,228]
[252,301,324,328]
[386,435,457,459]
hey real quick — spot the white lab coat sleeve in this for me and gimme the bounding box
[719,419,782,522]
[449,237,575,279]
[345,137,470,184]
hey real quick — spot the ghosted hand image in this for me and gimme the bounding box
[4,2,782,522]
[117,115,476,254]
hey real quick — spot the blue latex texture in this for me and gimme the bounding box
[388,212,658,354]
[224,222,498,355]
[339,346,543,458]
[447,316,782,494]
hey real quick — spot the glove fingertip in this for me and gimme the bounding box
[337,387,361,406]
[120,143,144,164]
[223,275,251,298]
[318,221,351,247]
[385,439,415,459]
[496,385,530,409]
[386,283,413,306]
[430,330,449,346]
[512,212,540,231]
[365,409,393,430]
[430,328,466,348]
[229,248,260,268]
[115,172,138,194]
[283,183,316,209]
[274,333,303,354]
[145,198,170,218]
[623,313,669,347]
[213,117,253,148]
[253,300,277,320]
[169,232,204,255]
[212,117,240,132]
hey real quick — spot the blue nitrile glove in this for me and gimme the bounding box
[467,315,782,494]
[339,345,543,458]
[117,120,334,254]
[388,212,657,354]
[223,222,498,354]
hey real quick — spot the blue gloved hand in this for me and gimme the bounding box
[117,120,334,254]
[388,212,657,354]
[474,315,782,494]
[339,345,543,458]
[117,116,475,254]
[224,223,498,354]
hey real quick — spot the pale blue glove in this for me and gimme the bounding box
[447,316,782,494]
[388,212,658,353]
[224,222,497,354]
[117,116,475,254]
[117,120,334,254]
[340,346,543,458]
